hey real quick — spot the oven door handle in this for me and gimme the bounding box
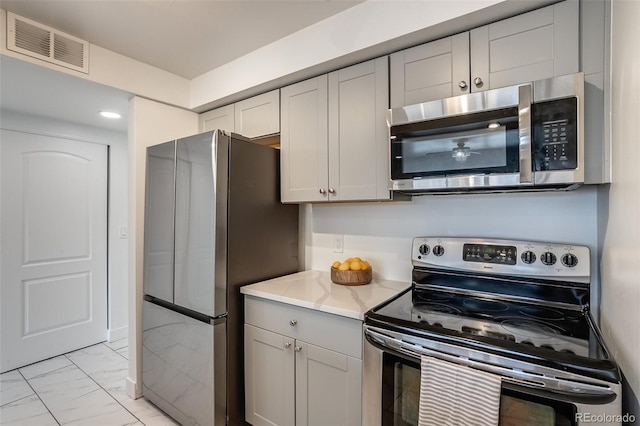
[364,327,618,404]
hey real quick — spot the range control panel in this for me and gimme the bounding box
[412,237,590,283]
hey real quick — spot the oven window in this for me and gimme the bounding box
[381,353,577,426]
[382,353,421,426]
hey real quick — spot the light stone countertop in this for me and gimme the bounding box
[240,270,410,321]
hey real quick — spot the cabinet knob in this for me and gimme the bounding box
[319,188,327,195]
[328,187,335,194]
[458,80,468,90]
[473,77,484,87]
[289,319,297,326]
[294,346,302,352]
[284,342,292,348]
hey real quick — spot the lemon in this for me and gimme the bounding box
[338,262,350,271]
[331,260,341,269]
[361,260,371,270]
[350,261,362,271]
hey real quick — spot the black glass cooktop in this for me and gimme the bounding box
[378,289,591,355]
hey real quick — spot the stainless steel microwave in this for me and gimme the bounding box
[388,73,584,193]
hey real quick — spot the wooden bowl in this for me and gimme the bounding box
[331,267,372,286]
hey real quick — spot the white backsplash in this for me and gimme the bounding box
[303,186,602,290]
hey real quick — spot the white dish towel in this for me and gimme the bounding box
[418,356,502,426]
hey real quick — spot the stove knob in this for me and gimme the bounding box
[433,245,445,257]
[418,244,430,255]
[541,252,557,266]
[561,253,578,268]
[521,251,536,264]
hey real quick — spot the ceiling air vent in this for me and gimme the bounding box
[7,12,89,74]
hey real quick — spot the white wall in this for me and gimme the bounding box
[126,96,198,398]
[0,109,129,341]
[600,0,640,410]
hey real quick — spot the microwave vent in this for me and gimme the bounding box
[7,12,89,74]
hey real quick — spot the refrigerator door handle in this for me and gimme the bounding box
[144,294,227,325]
[210,312,227,325]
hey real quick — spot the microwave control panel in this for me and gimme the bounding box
[532,97,578,171]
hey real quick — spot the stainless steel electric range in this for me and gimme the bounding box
[363,237,621,426]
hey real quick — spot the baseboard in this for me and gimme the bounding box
[107,325,128,342]
[126,376,142,399]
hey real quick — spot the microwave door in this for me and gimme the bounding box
[518,84,533,185]
[390,106,522,191]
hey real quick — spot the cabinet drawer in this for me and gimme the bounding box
[245,296,362,359]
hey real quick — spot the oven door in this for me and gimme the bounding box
[388,84,533,192]
[363,326,622,426]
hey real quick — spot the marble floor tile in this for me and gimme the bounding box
[0,370,33,406]
[105,337,129,352]
[3,341,176,426]
[119,396,179,426]
[18,355,72,380]
[116,346,129,360]
[0,394,58,426]
[66,343,129,401]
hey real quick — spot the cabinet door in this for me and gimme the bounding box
[280,75,329,203]
[235,89,280,138]
[390,32,470,107]
[328,57,391,201]
[470,0,579,92]
[295,341,362,426]
[199,104,235,133]
[244,324,295,426]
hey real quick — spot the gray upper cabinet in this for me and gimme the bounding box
[390,1,579,107]
[234,89,280,138]
[281,57,390,203]
[390,32,469,107]
[199,104,234,133]
[199,89,280,138]
[280,75,329,203]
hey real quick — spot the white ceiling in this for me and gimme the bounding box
[0,0,361,132]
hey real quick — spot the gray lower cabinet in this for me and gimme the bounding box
[280,56,390,203]
[244,296,363,426]
[390,0,579,107]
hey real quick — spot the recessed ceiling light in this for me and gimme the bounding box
[487,122,500,129]
[99,111,122,119]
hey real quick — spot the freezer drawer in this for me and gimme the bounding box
[142,300,226,426]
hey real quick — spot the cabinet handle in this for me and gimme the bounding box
[458,81,468,90]
[294,346,302,352]
[328,187,335,194]
[289,319,297,326]
[473,77,484,88]
[284,342,292,348]
[319,188,327,195]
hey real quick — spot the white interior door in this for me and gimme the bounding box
[1,129,108,373]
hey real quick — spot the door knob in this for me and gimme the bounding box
[289,319,297,326]
[458,81,468,90]
[284,342,291,348]
[328,187,335,194]
[294,346,302,352]
[319,188,327,195]
[473,77,484,87]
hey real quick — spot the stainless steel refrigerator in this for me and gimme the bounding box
[142,130,299,426]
